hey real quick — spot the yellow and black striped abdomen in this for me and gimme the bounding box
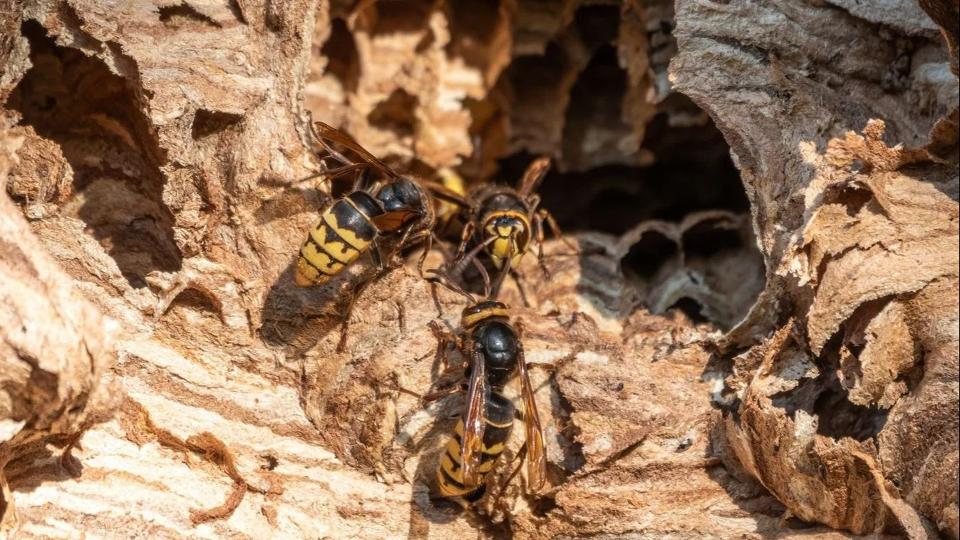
[295,195,379,287]
[436,397,515,501]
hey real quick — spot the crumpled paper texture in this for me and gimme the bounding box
[0,0,956,537]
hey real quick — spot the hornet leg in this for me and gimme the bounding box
[532,211,551,279]
[453,221,476,263]
[428,320,460,373]
[539,208,578,255]
[509,268,531,308]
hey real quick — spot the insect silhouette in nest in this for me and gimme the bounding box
[448,156,577,300]
[423,269,547,507]
[293,120,465,350]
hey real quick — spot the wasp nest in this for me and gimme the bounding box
[0,0,957,538]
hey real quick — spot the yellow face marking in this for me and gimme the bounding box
[483,211,529,263]
[490,237,518,261]
[489,252,525,269]
[322,207,373,252]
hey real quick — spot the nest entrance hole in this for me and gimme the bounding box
[493,110,755,328]
[467,2,756,328]
[6,20,182,288]
[500,111,748,235]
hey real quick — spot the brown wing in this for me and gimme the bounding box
[517,343,546,492]
[311,121,399,180]
[460,341,488,487]
[371,210,416,231]
[517,156,551,197]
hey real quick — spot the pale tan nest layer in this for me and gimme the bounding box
[1,0,958,538]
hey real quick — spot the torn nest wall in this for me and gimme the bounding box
[0,0,957,538]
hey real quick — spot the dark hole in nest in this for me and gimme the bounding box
[192,109,242,140]
[573,4,620,49]
[782,516,819,529]
[770,375,819,419]
[474,6,755,329]
[6,21,182,288]
[368,89,419,138]
[839,343,866,388]
[167,288,221,320]
[822,182,874,217]
[531,494,559,517]
[363,0,434,35]
[771,331,890,442]
[447,0,501,40]
[813,381,889,441]
[497,107,747,236]
[158,3,222,28]
[446,0,503,71]
[562,45,631,172]
[227,0,247,24]
[620,230,678,281]
[668,297,709,324]
[839,187,873,217]
[321,18,360,93]
[682,219,743,258]
[502,43,571,126]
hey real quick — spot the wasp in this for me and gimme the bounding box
[294,121,464,347]
[425,273,546,505]
[433,166,468,238]
[448,156,575,297]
